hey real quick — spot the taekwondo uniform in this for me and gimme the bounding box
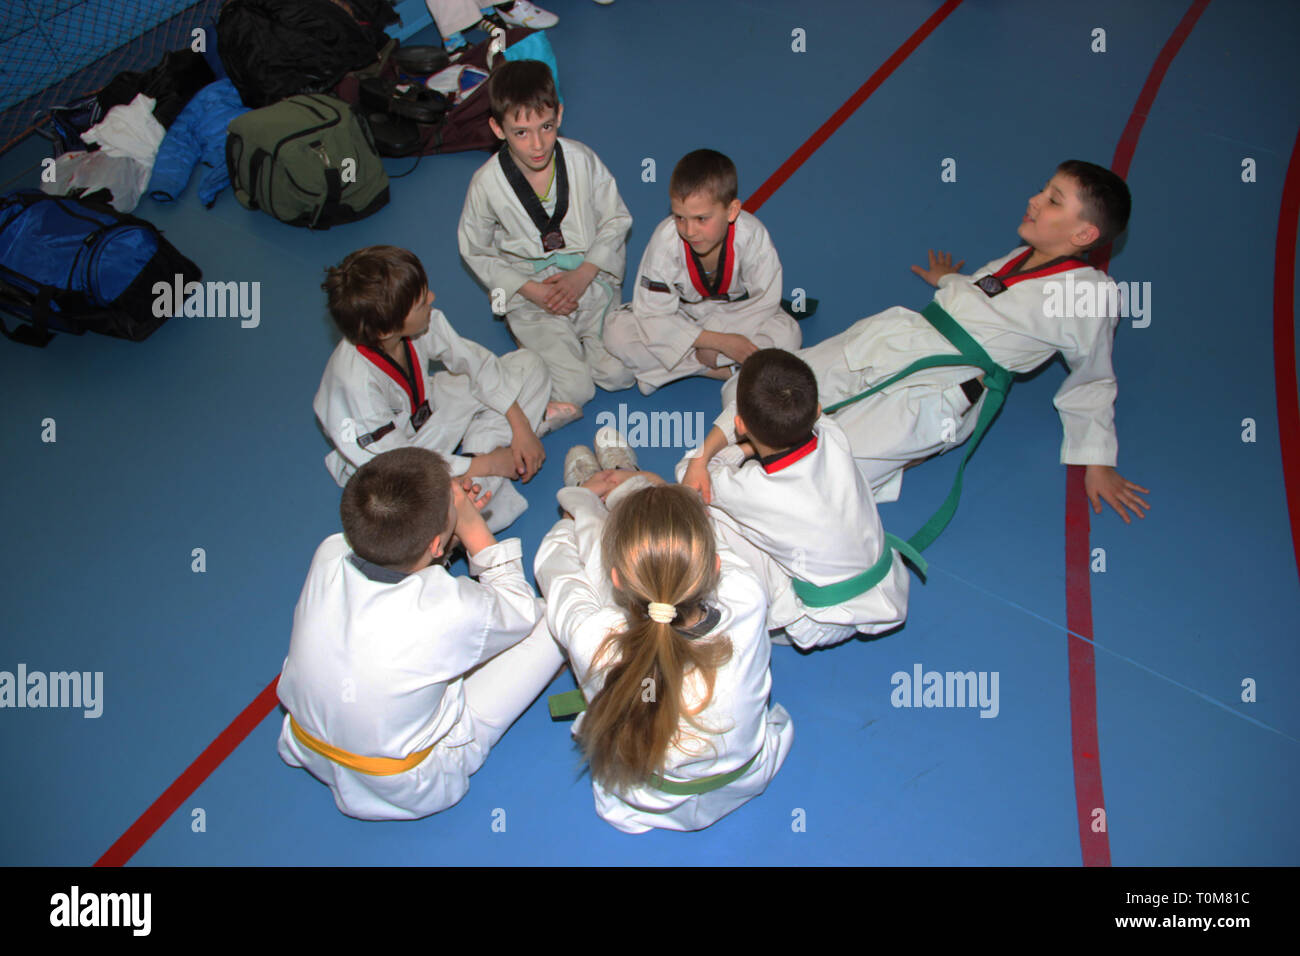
[277,533,563,821]
[677,414,908,649]
[604,211,801,394]
[534,484,793,833]
[718,247,1120,503]
[314,306,550,533]
[459,137,636,407]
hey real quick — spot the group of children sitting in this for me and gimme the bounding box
[277,59,1150,832]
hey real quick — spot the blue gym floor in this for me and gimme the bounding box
[1,0,1297,866]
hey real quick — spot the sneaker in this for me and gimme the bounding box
[487,1,558,28]
[594,426,637,471]
[564,445,600,487]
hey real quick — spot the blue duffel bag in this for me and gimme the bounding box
[0,190,201,346]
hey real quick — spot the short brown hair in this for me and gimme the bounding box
[669,149,738,205]
[736,349,819,450]
[322,245,427,349]
[340,448,451,570]
[1056,160,1132,249]
[488,59,559,125]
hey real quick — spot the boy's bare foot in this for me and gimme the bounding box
[537,401,583,436]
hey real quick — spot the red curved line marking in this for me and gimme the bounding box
[94,678,280,867]
[1070,0,1212,867]
[744,0,964,214]
[1274,127,1300,580]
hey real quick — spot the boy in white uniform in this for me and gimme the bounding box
[458,59,635,412]
[678,350,908,650]
[277,447,564,821]
[689,161,1150,525]
[534,477,792,833]
[603,149,800,394]
[314,245,552,533]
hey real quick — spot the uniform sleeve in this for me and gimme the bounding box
[423,308,521,416]
[458,172,530,308]
[451,537,545,665]
[1053,307,1120,466]
[629,225,708,369]
[533,514,613,683]
[580,148,631,281]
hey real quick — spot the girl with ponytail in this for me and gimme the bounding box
[535,469,793,833]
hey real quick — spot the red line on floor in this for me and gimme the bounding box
[96,0,970,867]
[1069,0,1212,867]
[1274,126,1300,581]
[744,0,964,214]
[94,677,281,867]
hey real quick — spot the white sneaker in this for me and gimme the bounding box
[594,426,637,471]
[487,1,559,28]
[564,445,600,487]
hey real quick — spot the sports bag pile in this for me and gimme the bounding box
[225,94,390,228]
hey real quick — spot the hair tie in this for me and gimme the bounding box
[646,602,677,624]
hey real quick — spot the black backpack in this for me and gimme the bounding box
[217,0,398,109]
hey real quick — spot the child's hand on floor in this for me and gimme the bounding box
[1084,464,1150,524]
[910,249,966,286]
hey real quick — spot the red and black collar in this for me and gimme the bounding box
[992,248,1088,287]
[356,339,426,417]
[759,433,818,474]
[683,220,736,300]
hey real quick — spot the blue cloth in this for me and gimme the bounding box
[146,79,248,207]
[503,31,562,103]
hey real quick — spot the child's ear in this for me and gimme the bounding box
[609,567,621,589]
[726,198,742,223]
[1072,221,1100,251]
[428,535,445,561]
[816,402,823,418]
[488,116,505,141]
[555,103,564,128]
[715,554,722,574]
[734,414,746,438]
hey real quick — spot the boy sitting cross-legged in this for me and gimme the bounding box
[458,59,635,416]
[604,149,801,394]
[314,244,553,533]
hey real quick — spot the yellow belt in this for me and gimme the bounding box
[290,714,434,776]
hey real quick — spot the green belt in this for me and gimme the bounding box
[527,252,616,331]
[791,300,1013,604]
[547,689,760,796]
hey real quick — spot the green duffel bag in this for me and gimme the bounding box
[226,94,389,229]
